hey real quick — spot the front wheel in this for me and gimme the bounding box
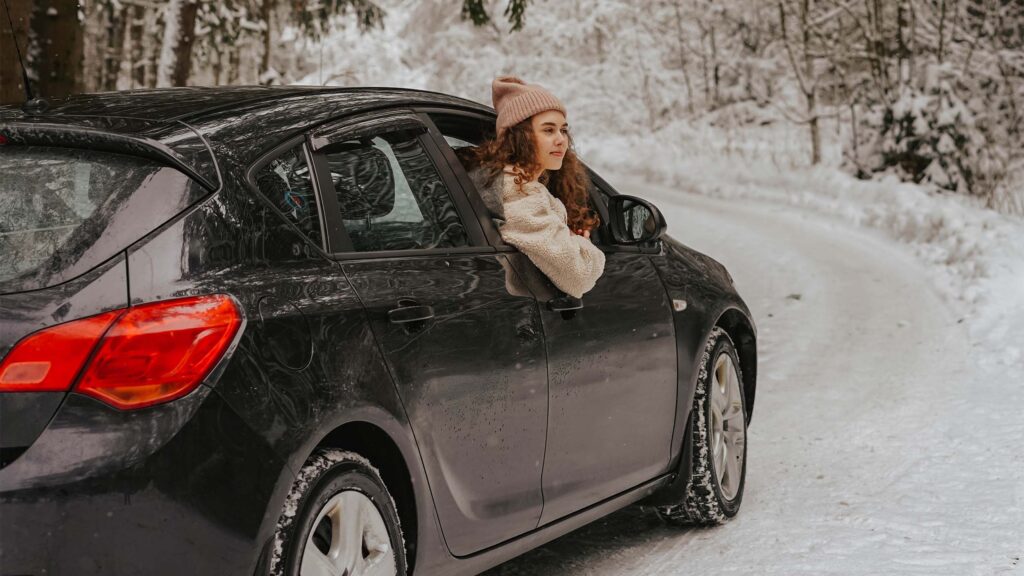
[271,449,407,576]
[658,327,748,526]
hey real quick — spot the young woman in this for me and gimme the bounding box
[459,76,605,298]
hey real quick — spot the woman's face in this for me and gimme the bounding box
[530,110,569,173]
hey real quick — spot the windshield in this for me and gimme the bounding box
[0,146,202,293]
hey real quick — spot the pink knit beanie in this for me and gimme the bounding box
[492,75,566,137]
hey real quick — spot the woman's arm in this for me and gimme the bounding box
[498,180,606,298]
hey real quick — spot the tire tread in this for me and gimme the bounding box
[658,326,744,527]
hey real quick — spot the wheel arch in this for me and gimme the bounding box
[312,419,420,572]
[642,309,756,511]
[715,308,758,423]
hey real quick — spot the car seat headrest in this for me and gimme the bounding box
[324,142,395,220]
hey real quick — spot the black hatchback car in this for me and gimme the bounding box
[0,86,757,576]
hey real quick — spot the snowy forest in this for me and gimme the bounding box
[1,0,1022,213]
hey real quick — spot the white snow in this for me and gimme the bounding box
[484,161,1024,575]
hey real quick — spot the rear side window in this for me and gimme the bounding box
[0,146,201,293]
[321,131,468,252]
[253,144,323,248]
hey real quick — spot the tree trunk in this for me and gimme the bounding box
[710,25,720,108]
[228,47,241,85]
[81,1,124,93]
[156,0,182,87]
[0,0,32,105]
[172,0,198,85]
[29,0,83,101]
[116,5,142,90]
[102,5,127,91]
[671,1,695,115]
[261,0,275,79]
[140,6,159,87]
[808,91,822,165]
[156,0,197,87]
[937,0,948,63]
[81,0,105,93]
[699,23,711,107]
[213,47,223,86]
[801,0,821,165]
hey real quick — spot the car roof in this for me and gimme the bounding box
[36,85,492,123]
[0,85,495,168]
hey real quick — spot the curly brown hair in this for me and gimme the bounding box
[457,119,600,233]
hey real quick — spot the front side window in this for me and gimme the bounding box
[254,144,323,248]
[321,130,467,252]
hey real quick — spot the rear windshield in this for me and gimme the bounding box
[0,146,203,293]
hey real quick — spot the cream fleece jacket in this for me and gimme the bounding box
[470,167,606,298]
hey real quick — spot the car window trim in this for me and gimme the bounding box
[585,168,614,227]
[306,110,489,257]
[305,133,354,253]
[328,245,496,262]
[244,134,333,256]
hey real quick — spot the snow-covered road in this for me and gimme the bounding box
[484,184,1024,575]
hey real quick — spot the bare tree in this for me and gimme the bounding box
[778,0,824,164]
[671,1,697,114]
[156,0,198,87]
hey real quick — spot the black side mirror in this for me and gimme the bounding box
[607,195,667,245]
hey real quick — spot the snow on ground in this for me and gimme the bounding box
[485,175,1024,575]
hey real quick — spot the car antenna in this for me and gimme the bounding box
[1,0,48,115]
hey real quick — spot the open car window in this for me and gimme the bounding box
[427,112,617,246]
[429,114,494,151]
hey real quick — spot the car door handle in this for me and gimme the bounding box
[388,305,435,324]
[547,295,583,312]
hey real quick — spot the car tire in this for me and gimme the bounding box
[271,448,407,576]
[658,327,747,526]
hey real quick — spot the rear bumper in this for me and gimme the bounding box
[0,388,289,575]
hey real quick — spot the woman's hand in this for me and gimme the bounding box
[574,228,591,239]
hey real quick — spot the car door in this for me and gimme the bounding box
[423,110,678,525]
[306,111,549,557]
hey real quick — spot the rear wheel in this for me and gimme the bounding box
[271,449,406,576]
[658,327,747,526]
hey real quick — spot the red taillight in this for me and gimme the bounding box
[0,295,242,410]
[0,311,121,392]
[76,295,242,410]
